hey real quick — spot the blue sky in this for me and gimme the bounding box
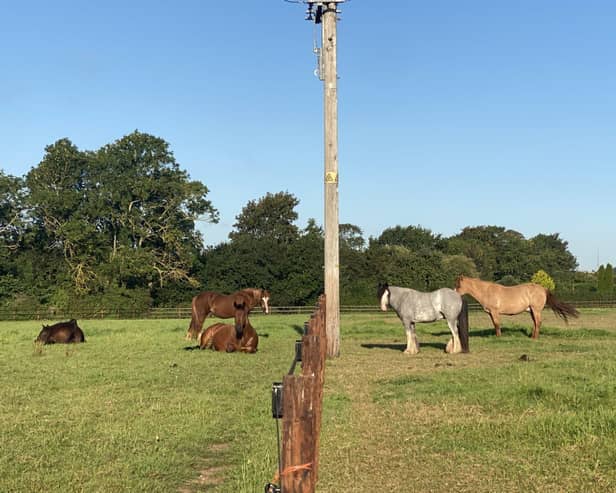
[1,1,614,272]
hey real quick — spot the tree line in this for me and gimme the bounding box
[0,132,611,313]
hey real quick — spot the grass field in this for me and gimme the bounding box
[2,308,616,492]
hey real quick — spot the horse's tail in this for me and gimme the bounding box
[457,299,470,353]
[545,291,579,324]
[186,295,203,339]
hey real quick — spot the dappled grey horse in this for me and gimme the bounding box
[377,283,469,354]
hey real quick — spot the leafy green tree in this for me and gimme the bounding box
[91,131,217,288]
[528,233,578,275]
[597,265,606,292]
[229,191,299,243]
[606,264,614,294]
[25,139,94,291]
[0,171,24,251]
[445,227,498,279]
[25,132,218,296]
[365,244,446,292]
[279,226,324,305]
[440,254,478,287]
[0,172,26,303]
[531,269,556,291]
[203,197,323,305]
[597,263,614,295]
[498,275,521,286]
[373,225,445,253]
[340,223,370,303]
[340,223,365,251]
[447,226,535,280]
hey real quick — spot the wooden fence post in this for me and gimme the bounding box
[274,294,326,493]
[280,375,317,492]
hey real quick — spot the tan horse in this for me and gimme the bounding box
[455,275,579,339]
[185,288,270,340]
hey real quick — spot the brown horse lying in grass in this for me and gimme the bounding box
[185,288,270,340]
[35,319,85,344]
[199,321,258,353]
[455,275,579,339]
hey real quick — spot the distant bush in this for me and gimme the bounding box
[532,270,556,291]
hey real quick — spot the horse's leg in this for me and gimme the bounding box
[240,334,257,353]
[445,317,462,354]
[530,307,542,339]
[488,311,502,336]
[196,312,211,341]
[404,321,419,354]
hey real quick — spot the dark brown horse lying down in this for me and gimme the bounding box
[35,319,85,344]
[199,321,259,353]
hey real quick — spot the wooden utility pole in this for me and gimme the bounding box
[289,0,345,358]
[321,2,341,358]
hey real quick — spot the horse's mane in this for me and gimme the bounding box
[376,282,389,299]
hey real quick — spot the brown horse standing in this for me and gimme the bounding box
[185,288,270,340]
[455,275,579,339]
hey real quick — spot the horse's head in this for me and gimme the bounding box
[260,289,270,315]
[377,283,390,311]
[233,294,249,339]
[35,324,50,343]
[455,275,468,295]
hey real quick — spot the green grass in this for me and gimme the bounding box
[2,309,616,492]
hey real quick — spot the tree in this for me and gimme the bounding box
[606,264,614,294]
[25,138,95,291]
[597,263,614,295]
[25,132,218,295]
[0,171,24,251]
[441,254,478,287]
[92,131,218,289]
[531,269,556,292]
[0,172,26,303]
[447,226,532,281]
[339,223,365,251]
[229,191,299,243]
[374,225,445,253]
[339,223,370,303]
[597,265,606,292]
[529,233,578,274]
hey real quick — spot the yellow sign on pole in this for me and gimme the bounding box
[325,171,338,184]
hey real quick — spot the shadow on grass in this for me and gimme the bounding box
[361,341,447,352]
[431,326,530,338]
[361,342,405,352]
